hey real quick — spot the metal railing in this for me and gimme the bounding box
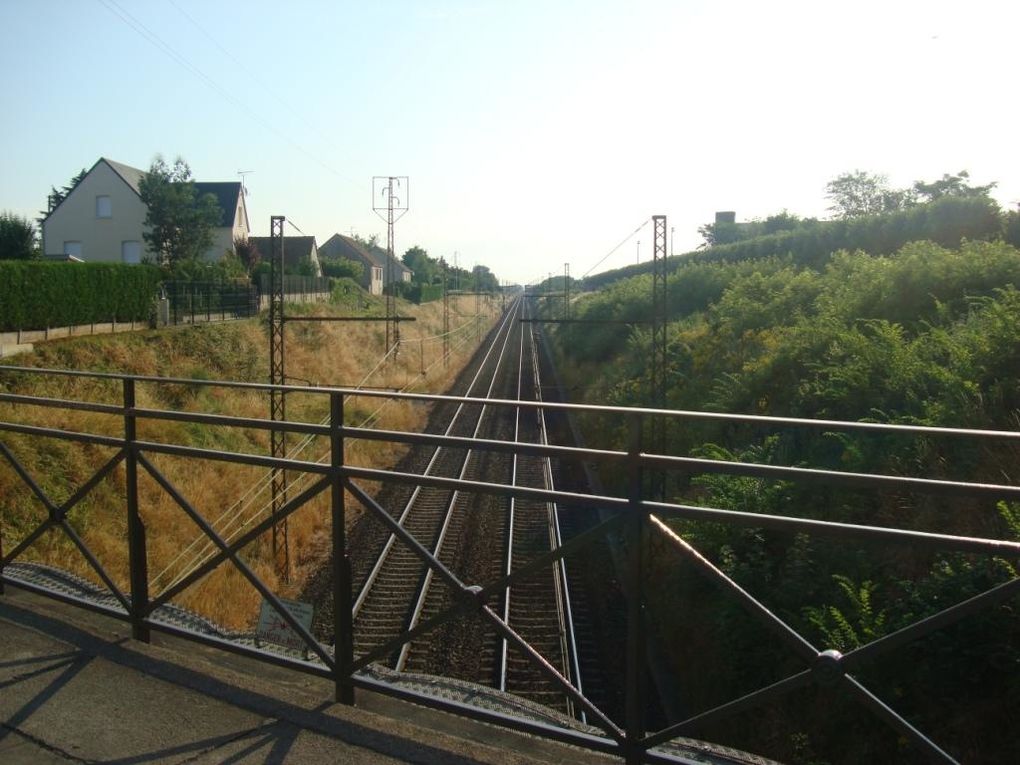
[1,365,1019,764]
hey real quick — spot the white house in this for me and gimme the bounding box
[41,157,249,264]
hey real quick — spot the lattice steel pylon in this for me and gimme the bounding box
[372,176,409,357]
[443,262,450,368]
[651,214,668,499]
[268,215,290,579]
[564,263,571,319]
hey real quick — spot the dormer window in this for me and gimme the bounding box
[96,195,112,218]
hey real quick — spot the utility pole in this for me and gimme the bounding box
[636,240,641,265]
[563,262,570,320]
[372,176,409,356]
[443,261,450,368]
[474,263,480,318]
[651,214,668,499]
[268,215,289,580]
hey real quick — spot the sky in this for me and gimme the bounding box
[2,0,1018,285]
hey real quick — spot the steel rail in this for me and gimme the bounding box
[6,363,1020,442]
[8,407,1018,506]
[351,298,522,616]
[394,295,522,670]
[497,300,526,691]
[527,312,585,719]
[343,464,1020,558]
[494,297,581,715]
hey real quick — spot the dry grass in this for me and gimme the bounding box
[0,293,499,630]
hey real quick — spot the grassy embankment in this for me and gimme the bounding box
[0,291,498,630]
[546,235,1020,763]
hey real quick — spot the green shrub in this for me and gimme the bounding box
[320,256,363,280]
[0,261,162,331]
[587,196,1005,291]
[0,212,39,261]
[397,282,444,304]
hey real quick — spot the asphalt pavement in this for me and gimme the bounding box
[0,585,615,764]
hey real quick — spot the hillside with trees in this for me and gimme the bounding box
[546,181,1020,763]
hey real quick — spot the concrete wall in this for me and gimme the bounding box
[43,161,150,262]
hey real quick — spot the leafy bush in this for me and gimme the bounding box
[0,212,39,261]
[395,282,444,304]
[320,256,363,280]
[0,261,162,330]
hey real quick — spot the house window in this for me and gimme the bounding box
[64,241,83,259]
[122,241,142,264]
[96,195,112,218]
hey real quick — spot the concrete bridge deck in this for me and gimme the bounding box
[0,587,614,765]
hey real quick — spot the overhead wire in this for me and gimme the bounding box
[166,0,344,159]
[95,0,351,184]
[153,306,494,592]
[581,218,651,278]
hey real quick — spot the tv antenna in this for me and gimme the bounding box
[237,170,254,195]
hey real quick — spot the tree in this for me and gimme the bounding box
[762,210,807,235]
[472,264,498,292]
[233,236,260,275]
[138,156,221,269]
[0,212,39,260]
[39,168,87,223]
[912,170,996,203]
[825,170,913,219]
[402,245,438,285]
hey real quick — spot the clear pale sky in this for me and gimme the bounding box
[2,0,1017,285]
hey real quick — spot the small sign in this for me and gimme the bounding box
[256,597,314,651]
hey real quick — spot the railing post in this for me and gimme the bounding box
[0,473,5,594]
[124,378,150,642]
[625,412,646,764]
[331,392,355,704]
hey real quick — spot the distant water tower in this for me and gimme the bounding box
[715,211,736,224]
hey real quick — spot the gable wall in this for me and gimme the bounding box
[201,190,246,262]
[43,161,149,262]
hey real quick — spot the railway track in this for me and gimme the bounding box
[323,294,594,716]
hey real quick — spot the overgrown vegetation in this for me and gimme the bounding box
[550,198,1020,762]
[588,195,1005,291]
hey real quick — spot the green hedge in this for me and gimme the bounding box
[0,261,163,331]
[391,282,444,303]
[408,283,444,303]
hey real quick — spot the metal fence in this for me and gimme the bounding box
[164,280,260,325]
[1,366,1018,764]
